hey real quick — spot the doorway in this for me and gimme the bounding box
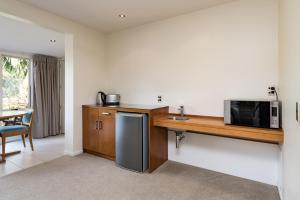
[0,15,66,176]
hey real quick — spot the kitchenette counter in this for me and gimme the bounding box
[82,103,284,174]
[153,114,284,144]
[83,104,168,113]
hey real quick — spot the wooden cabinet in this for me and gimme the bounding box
[83,107,116,160]
[97,109,116,158]
[83,104,169,172]
[83,108,99,152]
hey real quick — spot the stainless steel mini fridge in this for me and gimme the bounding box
[116,112,148,172]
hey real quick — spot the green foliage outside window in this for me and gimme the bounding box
[1,56,30,109]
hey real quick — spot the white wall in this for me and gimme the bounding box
[279,0,300,199]
[0,0,108,155]
[108,0,280,185]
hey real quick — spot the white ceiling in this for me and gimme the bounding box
[18,0,235,33]
[0,16,65,57]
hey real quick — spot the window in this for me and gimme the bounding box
[1,55,30,110]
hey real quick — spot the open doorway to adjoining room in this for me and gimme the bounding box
[0,14,66,175]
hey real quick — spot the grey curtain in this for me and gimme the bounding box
[58,59,65,134]
[32,55,60,138]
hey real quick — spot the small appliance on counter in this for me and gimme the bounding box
[96,91,120,106]
[224,100,280,129]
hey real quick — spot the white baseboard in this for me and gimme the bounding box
[278,186,284,200]
[64,150,83,156]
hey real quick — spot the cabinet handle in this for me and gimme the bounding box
[98,121,103,130]
[101,112,111,115]
[95,121,99,130]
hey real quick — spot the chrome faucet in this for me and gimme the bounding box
[178,105,184,117]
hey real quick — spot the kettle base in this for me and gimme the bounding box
[103,102,120,106]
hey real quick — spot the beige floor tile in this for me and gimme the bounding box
[7,153,43,169]
[24,150,64,162]
[0,160,22,177]
[5,142,25,152]
[31,144,64,153]
[0,135,64,175]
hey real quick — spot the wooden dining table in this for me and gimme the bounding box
[0,110,29,120]
[0,110,31,159]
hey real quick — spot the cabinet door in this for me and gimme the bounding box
[83,108,100,152]
[98,109,116,158]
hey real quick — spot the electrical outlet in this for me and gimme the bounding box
[268,86,277,96]
[157,95,162,103]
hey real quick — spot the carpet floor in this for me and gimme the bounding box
[0,154,280,200]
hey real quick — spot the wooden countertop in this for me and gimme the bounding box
[154,115,284,144]
[82,104,169,114]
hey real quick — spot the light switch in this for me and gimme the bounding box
[297,102,300,122]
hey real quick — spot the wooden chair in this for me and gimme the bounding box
[0,111,34,163]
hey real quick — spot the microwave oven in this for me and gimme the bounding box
[224,100,280,129]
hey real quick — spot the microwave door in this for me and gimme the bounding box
[240,102,256,126]
[258,102,271,128]
[231,107,240,124]
[253,103,260,127]
[228,101,273,128]
[249,102,270,128]
[231,101,255,126]
[250,101,271,128]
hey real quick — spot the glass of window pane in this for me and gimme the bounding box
[1,56,30,110]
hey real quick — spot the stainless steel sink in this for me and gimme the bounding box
[168,106,189,121]
[168,116,189,121]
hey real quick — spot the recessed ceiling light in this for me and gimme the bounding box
[118,14,126,18]
[50,39,56,43]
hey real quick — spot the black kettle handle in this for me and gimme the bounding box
[98,91,106,104]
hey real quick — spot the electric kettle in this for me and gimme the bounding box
[96,91,120,106]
